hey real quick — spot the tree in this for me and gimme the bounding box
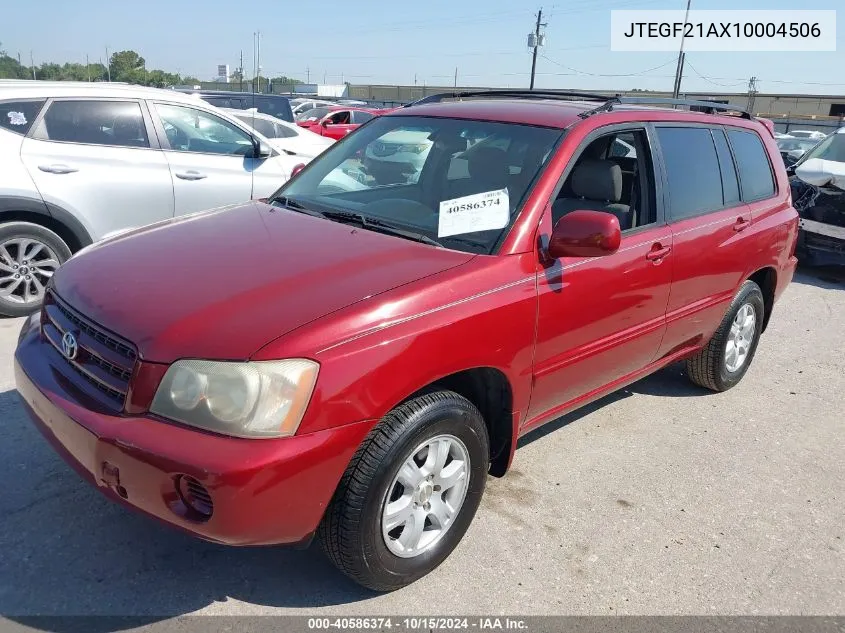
[0,42,29,79]
[109,50,145,82]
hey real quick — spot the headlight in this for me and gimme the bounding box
[150,359,319,438]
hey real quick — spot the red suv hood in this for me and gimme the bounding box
[52,202,474,363]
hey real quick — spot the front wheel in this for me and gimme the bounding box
[0,222,71,317]
[318,391,489,591]
[686,280,765,392]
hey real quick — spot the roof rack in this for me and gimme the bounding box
[406,89,752,120]
[406,89,616,107]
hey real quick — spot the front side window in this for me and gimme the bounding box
[0,99,46,135]
[727,129,775,201]
[155,103,254,155]
[553,128,656,231]
[38,100,149,148]
[273,115,563,254]
[327,111,351,125]
[656,126,723,220]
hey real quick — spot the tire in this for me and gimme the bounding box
[0,222,71,318]
[686,280,766,392]
[318,390,489,591]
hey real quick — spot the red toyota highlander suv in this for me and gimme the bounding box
[15,91,798,591]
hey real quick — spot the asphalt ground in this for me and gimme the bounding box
[0,265,842,625]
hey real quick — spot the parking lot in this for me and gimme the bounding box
[0,266,843,621]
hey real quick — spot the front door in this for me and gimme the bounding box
[20,98,174,241]
[528,126,672,424]
[321,110,357,140]
[150,101,257,216]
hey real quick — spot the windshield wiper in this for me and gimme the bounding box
[321,210,443,247]
[270,196,326,218]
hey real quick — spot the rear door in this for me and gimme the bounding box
[20,98,174,241]
[149,101,258,215]
[652,125,755,357]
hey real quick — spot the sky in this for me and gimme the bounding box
[2,0,843,95]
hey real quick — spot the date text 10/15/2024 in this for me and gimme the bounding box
[307,617,529,630]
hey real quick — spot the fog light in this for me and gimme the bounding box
[176,475,213,520]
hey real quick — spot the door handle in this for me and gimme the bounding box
[38,164,78,174]
[733,216,751,232]
[646,244,672,262]
[175,170,207,181]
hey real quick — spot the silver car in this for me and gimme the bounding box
[0,80,299,316]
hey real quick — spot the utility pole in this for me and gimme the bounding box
[86,54,90,81]
[323,71,327,84]
[307,66,310,83]
[672,0,692,98]
[454,67,458,88]
[255,31,262,93]
[105,46,111,81]
[746,76,759,114]
[528,8,547,90]
[239,50,244,91]
[30,51,36,80]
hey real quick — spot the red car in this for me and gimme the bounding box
[296,105,382,140]
[15,91,798,592]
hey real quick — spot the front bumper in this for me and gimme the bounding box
[797,219,845,267]
[14,328,376,546]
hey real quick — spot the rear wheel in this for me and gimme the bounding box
[686,280,765,392]
[0,222,71,317]
[318,391,489,591]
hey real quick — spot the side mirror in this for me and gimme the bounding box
[548,210,621,259]
[321,119,331,127]
[254,139,273,159]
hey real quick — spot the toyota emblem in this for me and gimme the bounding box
[61,331,78,360]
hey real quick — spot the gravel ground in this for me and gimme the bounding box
[0,266,842,624]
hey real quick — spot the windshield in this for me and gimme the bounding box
[271,115,563,254]
[297,107,330,122]
[776,137,819,153]
[799,132,845,164]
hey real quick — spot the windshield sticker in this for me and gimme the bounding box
[7,111,27,126]
[438,188,510,238]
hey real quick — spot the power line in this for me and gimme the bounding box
[684,60,749,87]
[540,54,676,77]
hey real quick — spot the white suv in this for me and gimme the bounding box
[0,80,299,316]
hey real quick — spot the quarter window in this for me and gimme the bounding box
[712,129,740,206]
[154,103,254,155]
[39,100,149,148]
[656,127,723,220]
[0,99,46,135]
[727,129,775,201]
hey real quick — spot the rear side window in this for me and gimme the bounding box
[712,129,740,206]
[0,99,46,135]
[727,129,775,201]
[656,127,723,220]
[38,100,150,148]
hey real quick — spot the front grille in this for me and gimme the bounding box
[41,291,137,409]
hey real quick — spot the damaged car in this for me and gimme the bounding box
[791,127,845,266]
